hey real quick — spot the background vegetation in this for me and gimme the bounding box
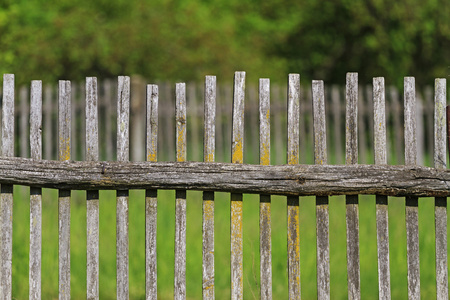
[0,0,449,86]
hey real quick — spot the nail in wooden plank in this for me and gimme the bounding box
[404,77,420,300]
[29,80,42,300]
[373,77,391,300]
[287,74,300,300]
[86,77,100,300]
[146,84,158,300]
[312,80,330,299]
[434,79,447,300]
[345,73,361,300]
[116,76,130,299]
[203,76,216,300]
[231,71,245,300]
[58,80,71,300]
[175,83,187,300]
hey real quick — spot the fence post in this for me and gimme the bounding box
[116,76,130,299]
[312,80,330,299]
[146,83,158,300]
[86,77,100,300]
[287,74,301,300]
[345,72,361,300]
[434,78,447,300]
[373,77,391,300]
[203,76,216,299]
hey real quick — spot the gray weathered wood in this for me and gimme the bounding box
[0,158,450,196]
[20,86,29,158]
[259,78,272,300]
[175,83,187,300]
[287,74,300,300]
[29,80,42,300]
[0,74,14,300]
[146,84,158,300]
[345,72,361,300]
[116,76,130,300]
[231,71,245,300]
[404,77,420,300]
[373,77,391,300]
[58,80,71,300]
[312,80,330,300]
[86,77,99,300]
[434,78,447,300]
[203,76,215,300]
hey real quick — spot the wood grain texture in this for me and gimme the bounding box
[312,80,330,299]
[29,80,42,300]
[146,84,158,300]
[175,83,187,300]
[434,78,447,300]
[231,71,245,300]
[373,77,391,300]
[0,74,14,300]
[259,78,272,300]
[0,158,449,196]
[58,80,71,300]
[116,76,130,300]
[345,73,360,300]
[287,74,300,300]
[203,76,215,300]
[404,77,420,300]
[86,77,99,300]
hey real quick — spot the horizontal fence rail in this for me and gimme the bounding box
[0,72,448,299]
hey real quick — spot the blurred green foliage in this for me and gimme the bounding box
[0,0,448,85]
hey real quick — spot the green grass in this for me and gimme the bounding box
[10,186,447,299]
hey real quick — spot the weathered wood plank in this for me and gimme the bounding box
[1,158,450,196]
[203,76,215,300]
[175,83,187,300]
[404,76,420,300]
[434,78,447,300]
[29,80,42,300]
[116,76,130,300]
[345,72,361,300]
[373,77,391,300]
[146,84,158,300]
[312,80,330,300]
[58,80,71,300]
[0,74,14,300]
[231,71,245,300]
[287,74,300,300]
[259,78,272,300]
[86,77,99,300]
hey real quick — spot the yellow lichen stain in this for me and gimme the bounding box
[232,141,243,164]
[205,152,214,163]
[261,144,270,165]
[204,200,214,221]
[147,153,157,162]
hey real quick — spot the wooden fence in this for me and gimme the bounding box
[3,76,440,166]
[0,72,448,299]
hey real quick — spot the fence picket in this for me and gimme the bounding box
[202,76,216,299]
[0,74,14,299]
[175,83,187,300]
[20,86,29,158]
[287,74,300,300]
[86,77,100,300]
[29,80,42,300]
[434,78,447,300]
[231,71,245,300]
[404,77,420,300]
[312,80,330,300]
[259,78,272,299]
[145,84,158,300]
[345,72,361,300]
[58,80,71,300]
[116,76,130,299]
[373,77,391,300]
